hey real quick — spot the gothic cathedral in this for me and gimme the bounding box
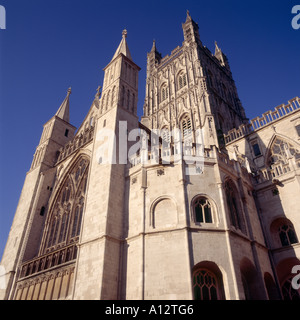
[1,12,300,300]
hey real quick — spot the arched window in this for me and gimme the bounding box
[224,179,245,232]
[178,72,187,90]
[161,127,170,144]
[193,269,218,300]
[278,223,298,247]
[267,137,300,176]
[181,114,192,140]
[161,85,168,102]
[270,218,298,248]
[43,157,89,253]
[192,265,225,300]
[193,197,213,223]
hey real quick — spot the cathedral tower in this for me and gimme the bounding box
[73,30,141,299]
[141,11,247,150]
[0,89,76,299]
[2,13,299,301]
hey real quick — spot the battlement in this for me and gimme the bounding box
[225,97,300,144]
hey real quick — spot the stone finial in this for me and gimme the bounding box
[122,29,128,39]
[186,9,192,21]
[151,39,156,52]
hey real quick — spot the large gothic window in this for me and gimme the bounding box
[268,137,300,177]
[42,157,89,253]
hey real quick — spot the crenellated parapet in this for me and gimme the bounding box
[225,97,300,144]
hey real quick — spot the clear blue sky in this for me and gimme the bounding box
[0,0,299,259]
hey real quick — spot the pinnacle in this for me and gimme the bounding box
[55,88,71,123]
[111,29,132,62]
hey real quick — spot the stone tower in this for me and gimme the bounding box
[0,89,76,299]
[0,30,141,300]
[72,30,141,299]
[1,12,300,301]
[141,11,247,151]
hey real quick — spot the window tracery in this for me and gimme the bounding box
[178,72,187,90]
[42,157,89,253]
[193,197,213,223]
[278,223,298,247]
[161,85,168,102]
[268,137,300,174]
[193,269,220,300]
[181,114,192,140]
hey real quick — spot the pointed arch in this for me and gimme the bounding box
[160,82,169,102]
[190,194,219,225]
[179,112,192,141]
[270,216,298,248]
[177,69,187,90]
[40,153,90,254]
[264,133,300,167]
[240,257,264,300]
[192,261,226,300]
[224,177,246,233]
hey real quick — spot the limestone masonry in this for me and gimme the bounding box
[1,12,300,300]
